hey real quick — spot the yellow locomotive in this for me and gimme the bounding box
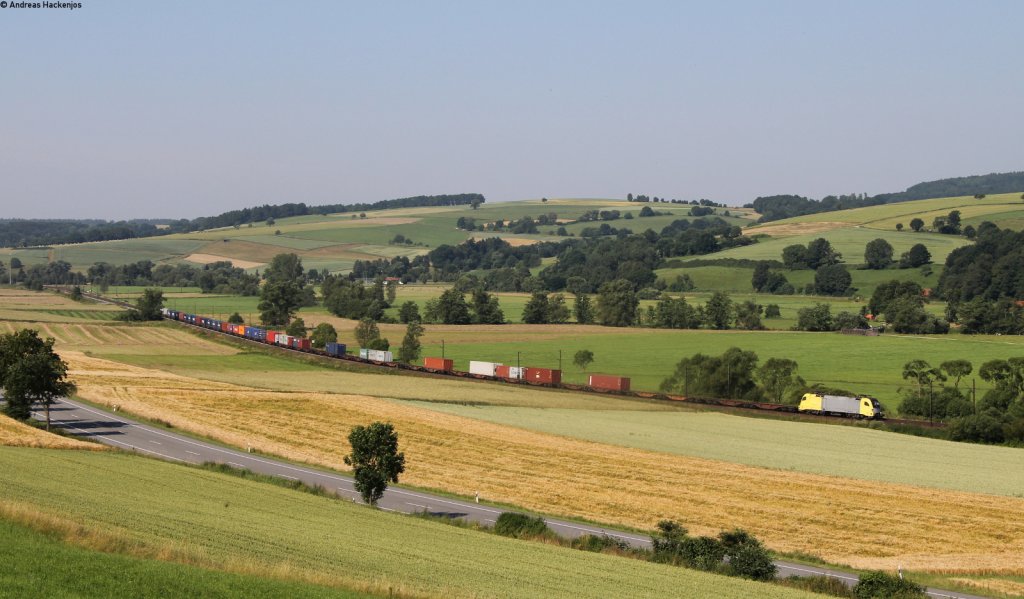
[798,393,884,419]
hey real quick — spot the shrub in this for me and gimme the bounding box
[948,413,1006,444]
[570,534,630,553]
[778,575,853,597]
[764,304,781,318]
[719,529,776,581]
[852,571,926,598]
[493,512,550,539]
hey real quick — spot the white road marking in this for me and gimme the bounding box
[186,451,200,456]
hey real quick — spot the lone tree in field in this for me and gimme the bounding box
[863,238,894,270]
[573,349,594,371]
[940,359,972,390]
[355,318,381,348]
[228,312,244,324]
[396,321,424,364]
[755,358,804,404]
[344,422,406,505]
[0,330,75,430]
[309,323,337,349]
[285,317,307,338]
[258,253,306,326]
[122,288,164,321]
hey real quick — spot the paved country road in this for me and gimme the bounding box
[31,397,985,599]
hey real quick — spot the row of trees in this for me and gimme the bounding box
[863,239,931,270]
[749,171,1024,223]
[659,347,805,403]
[898,357,1024,445]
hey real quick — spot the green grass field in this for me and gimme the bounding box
[657,264,941,299]
[691,227,970,266]
[409,404,1024,497]
[754,193,1024,228]
[409,328,1022,410]
[0,448,815,599]
[0,518,368,599]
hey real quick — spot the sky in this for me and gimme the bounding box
[2,1,1022,219]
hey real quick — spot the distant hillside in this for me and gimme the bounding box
[751,171,1024,222]
[1,194,485,248]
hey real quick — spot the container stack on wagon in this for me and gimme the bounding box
[360,348,394,362]
[469,361,501,376]
[588,374,630,392]
[423,357,454,371]
[325,342,346,357]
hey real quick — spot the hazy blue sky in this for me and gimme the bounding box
[2,1,1022,219]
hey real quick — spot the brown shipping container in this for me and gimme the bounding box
[494,365,511,379]
[423,357,454,371]
[589,374,631,392]
[524,367,562,384]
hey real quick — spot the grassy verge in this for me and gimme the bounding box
[0,516,372,599]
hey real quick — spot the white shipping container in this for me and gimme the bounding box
[276,335,291,346]
[469,361,501,376]
[367,349,393,362]
[359,348,370,359]
[508,366,525,379]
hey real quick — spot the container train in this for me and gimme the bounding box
[159,307,883,419]
[161,307,627,392]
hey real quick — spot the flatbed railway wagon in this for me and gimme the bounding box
[798,393,883,419]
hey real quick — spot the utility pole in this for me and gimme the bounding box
[972,378,977,414]
[558,349,562,371]
[928,379,934,425]
[441,339,445,359]
[517,351,521,369]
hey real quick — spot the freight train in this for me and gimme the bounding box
[159,307,884,420]
[161,308,627,392]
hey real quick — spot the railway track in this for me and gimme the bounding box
[73,288,944,429]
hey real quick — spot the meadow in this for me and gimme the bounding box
[58,351,1024,574]
[693,226,970,265]
[294,311,1022,410]
[0,448,815,599]
[408,404,1024,497]
[0,517,368,599]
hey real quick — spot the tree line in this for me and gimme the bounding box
[748,171,1024,223]
[0,194,484,247]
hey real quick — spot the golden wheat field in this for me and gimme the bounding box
[0,320,239,356]
[63,351,1024,575]
[0,414,99,450]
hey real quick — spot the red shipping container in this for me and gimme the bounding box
[267,331,277,344]
[524,367,561,384]
[588,374,631,392]
[294,338,311,351]
[494,365,511,379]
[221,322,230,332]
[423,357,454,371]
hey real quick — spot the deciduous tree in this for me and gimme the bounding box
[397,322,424,363]
[863,238,894,270]
[0,330,74,430]
[573,349,594,371]
[344,422,406,505]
